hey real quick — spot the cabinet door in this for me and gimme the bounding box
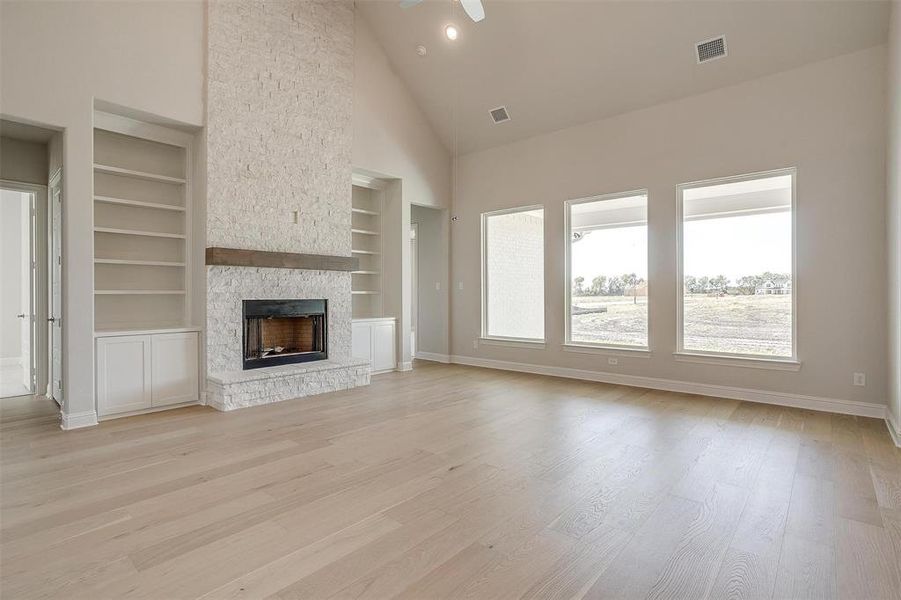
[351,322,373,362]
[151,332,199,407]
[371,322,397,372]
[96,335,152,416]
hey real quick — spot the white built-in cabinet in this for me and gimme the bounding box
[352,318,397,374]
[96,331,199,417]
[92,111,201,419]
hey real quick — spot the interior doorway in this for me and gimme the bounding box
[0,185,40,398]
[410,204,449,365]
[1,119,61,404]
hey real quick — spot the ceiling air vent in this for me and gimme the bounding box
[489,106,511,124]
[696,35,727,64]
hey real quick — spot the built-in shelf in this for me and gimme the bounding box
[94,163,187,185]
[93,117,193,334]
[94,227,186,239]
[95,259,186,267]
[94,195,186,212]
[95,289,186,295]
[352,181,383,319]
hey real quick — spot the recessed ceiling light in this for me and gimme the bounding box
[416,44,427,56]
[445,24,458,41]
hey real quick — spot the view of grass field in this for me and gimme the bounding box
[571,293,792,355]
[571,296,648,347]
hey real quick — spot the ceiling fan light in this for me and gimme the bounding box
[445,24,459,40]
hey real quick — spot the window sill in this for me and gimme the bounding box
[562,343,651,358]
[673,352,801,372]
[480,337,546,350]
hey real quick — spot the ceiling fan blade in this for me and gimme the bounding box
[399,0,423,8]
[460,0,485,22]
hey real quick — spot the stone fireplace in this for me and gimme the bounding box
[204,0,366,412]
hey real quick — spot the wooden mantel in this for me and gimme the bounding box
[206,247,358,272]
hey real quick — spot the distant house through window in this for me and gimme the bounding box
[481,206,545,342]
[678,169,796,360]
[565,190,648,349]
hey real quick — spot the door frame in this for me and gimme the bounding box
[1,179,48,397]
[47,168,62,404]
[410,222,418,359]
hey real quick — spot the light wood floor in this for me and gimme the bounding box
[2,361,900,600]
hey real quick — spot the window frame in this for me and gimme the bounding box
[563,189,651,352]
[675,167,799,368]
[480,204,547,345]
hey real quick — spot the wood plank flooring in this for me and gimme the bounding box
[2,361,900,599]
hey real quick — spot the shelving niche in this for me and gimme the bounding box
[351,184,384,319]
[93,114,194,333]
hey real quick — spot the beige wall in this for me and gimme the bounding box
[353,13,452,366]
[353,14,451,209]
[451,46,888,407]
[0,0,204,421]
[0,137,48,185]
[888,1,901,432]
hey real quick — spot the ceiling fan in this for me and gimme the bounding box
[399,0,485,23]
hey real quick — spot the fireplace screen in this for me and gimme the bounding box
[242,299,327,369]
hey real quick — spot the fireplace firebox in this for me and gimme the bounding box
[242,299,327,369]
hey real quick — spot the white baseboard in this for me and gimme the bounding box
[60,410,98,430]
[396,361,413,372]
[887,410,901,448]
[0,357,22,367]
[414,352,451,364]
[449,354,887,420]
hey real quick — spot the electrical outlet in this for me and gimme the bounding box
[853,372,866,387]
[458,281,464,290]
[608,357,618,366]
[472,339,478,349]
[435,282,440,291]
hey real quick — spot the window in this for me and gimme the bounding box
[481,206,545,341]
[565,191,648,349]
[678,169,796,360]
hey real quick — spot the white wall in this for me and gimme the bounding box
[411,204,449,357]
[451,46,888,407]
[0,0,204,422]
[353,14,451,209]
[887,1,901,434]
[0,191,24,360]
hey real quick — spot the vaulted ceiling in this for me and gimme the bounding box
[357,0,891,155]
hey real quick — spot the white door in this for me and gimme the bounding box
[49,171,62,403]
[151,333,198,407]
[351,321,372,362]
[96,335,152,416]
[372,322,397,372]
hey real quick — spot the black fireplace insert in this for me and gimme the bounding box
[242,299,327,370]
